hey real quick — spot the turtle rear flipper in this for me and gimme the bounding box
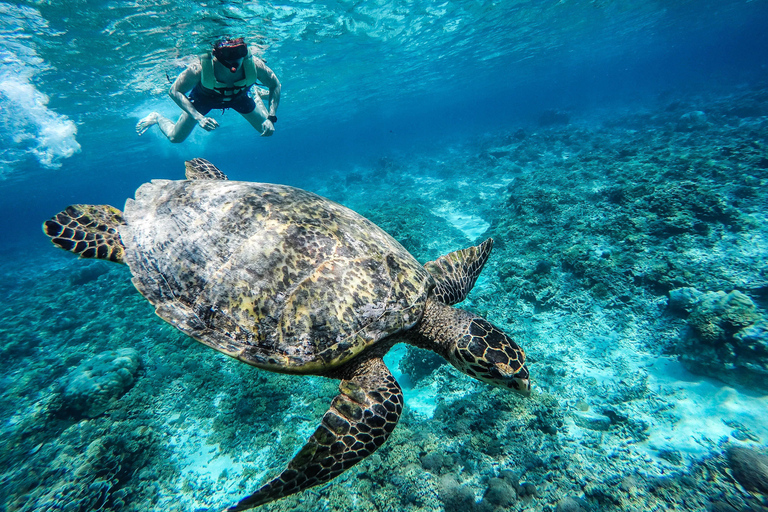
[43,204,125,263]
[184,158,229,180]
[425,238,493,305]
[225,358,403,511]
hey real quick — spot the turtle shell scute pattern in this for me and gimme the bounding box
[121,180,433,372]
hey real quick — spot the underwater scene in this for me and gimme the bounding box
[2,1,768,511]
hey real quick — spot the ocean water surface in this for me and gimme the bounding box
[2,1,768,511]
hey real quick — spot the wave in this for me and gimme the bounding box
[0,3,80,174]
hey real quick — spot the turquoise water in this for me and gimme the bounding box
[2,1,768,511]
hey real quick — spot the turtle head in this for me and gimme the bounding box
[448,317,530,396]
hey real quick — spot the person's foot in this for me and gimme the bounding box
[136,112,159,135]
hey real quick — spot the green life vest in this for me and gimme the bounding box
[199,52,259,99]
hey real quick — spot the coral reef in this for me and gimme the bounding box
[399,346,446,387]
[669,287,768,388]
[676,111,708,132]
[727,446,768,497]
[59,348,142,418]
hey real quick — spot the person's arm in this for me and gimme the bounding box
[254,58,281,133]
[169,63,219,131]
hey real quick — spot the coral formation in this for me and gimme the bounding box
[669,287,768,387]
[480,472,518,509]
[676,111,708,131]
[399,346,446,387]
[437,473,477,511]
[726,445,768,497]
[59,348,142,418]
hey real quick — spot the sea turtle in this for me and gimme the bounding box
[43,158,530,511]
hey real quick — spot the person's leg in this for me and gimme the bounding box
[240,108,270,135]
[136,111,198,143]
[136,112,161,135]
[235,94,272,136]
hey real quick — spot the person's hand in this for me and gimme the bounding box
[261,119,275,137]
[197,116,219,131]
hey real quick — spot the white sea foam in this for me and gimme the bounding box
[0,4,80,172]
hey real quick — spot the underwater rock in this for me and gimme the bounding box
[60,348,141,418]
[667,287,704,313]
[726,446,768,495]
[555,496,591,512]
[481,474,517,508]
[675,290,768,387]
[687,290,761,343]
[733,320,768,355]
[437,473,477,511]
[676,110,708,131]
[420,451,453,473]
[529,395,565,435]
[517,481,538,499]
[572,411,611,432]
[533,259,553,275]
[572,410,612,431]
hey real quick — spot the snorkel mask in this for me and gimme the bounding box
[213,37,248,73]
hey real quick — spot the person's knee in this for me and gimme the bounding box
[168,133,187,143]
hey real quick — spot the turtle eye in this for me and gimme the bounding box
[494,362,515,377]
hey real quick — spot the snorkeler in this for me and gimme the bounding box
[136,37,281,142]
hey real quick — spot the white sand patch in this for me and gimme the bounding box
[168,424,246,483]
[431,207,490,240]
[532,307,768,471]
[640,356,768,460]
[162,421,269,511]
[403,381,439,419]
[385,344,438,417]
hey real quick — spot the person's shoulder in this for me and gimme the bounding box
[248,50,268,66]
[179,61,202,80]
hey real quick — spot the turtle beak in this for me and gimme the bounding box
[511,376,531,396]
[494,362,531,396]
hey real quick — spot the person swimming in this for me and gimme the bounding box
[136,37,281,142]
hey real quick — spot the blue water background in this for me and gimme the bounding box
[2,0,767,254]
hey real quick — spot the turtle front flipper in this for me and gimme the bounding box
[225,358,403,511]
[184,158,229,180]
[424,238,493,305]
[42,205,125,262]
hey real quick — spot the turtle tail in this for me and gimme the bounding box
[42,205,126,263]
